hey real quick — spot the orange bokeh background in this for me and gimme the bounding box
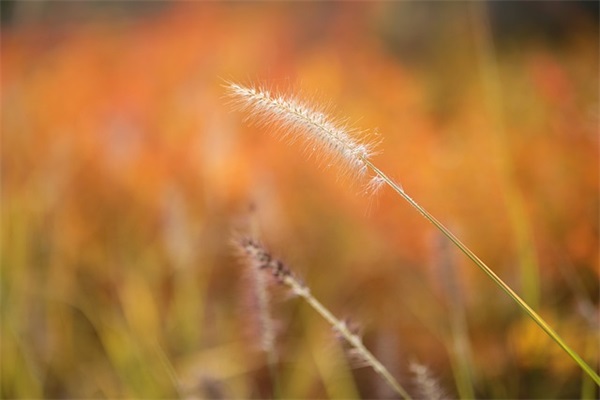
[1,3,598,398]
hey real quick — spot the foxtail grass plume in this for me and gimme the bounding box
[225,82,380,188]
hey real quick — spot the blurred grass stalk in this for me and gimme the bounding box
[470,1,542,310]
[247,214,281,398]
[434,235,475,399]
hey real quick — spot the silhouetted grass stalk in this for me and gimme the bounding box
[226,82,600,386]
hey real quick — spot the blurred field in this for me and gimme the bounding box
[1,2,598,399]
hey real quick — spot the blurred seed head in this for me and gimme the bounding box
[409,361,449,400]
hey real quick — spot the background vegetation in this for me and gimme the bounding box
[2,2,598,398]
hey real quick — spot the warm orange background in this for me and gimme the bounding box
[1,3,598,398]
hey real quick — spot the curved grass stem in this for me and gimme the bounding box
[364,159,600,387]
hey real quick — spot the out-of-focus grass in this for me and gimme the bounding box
[1,2,598,398]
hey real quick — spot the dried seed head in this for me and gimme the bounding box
[237,236,294,284]
[225,82,380,185]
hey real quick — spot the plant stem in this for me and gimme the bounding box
[364,159,600,386]
[283,276,413,400]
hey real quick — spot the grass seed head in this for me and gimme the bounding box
[225,81,380,186]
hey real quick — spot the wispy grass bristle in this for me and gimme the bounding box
[225,82,379,185]
[366,175,386,196]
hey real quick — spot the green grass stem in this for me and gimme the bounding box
[364,159,600,387]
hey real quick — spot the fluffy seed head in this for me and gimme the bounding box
[225,81,379,184]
